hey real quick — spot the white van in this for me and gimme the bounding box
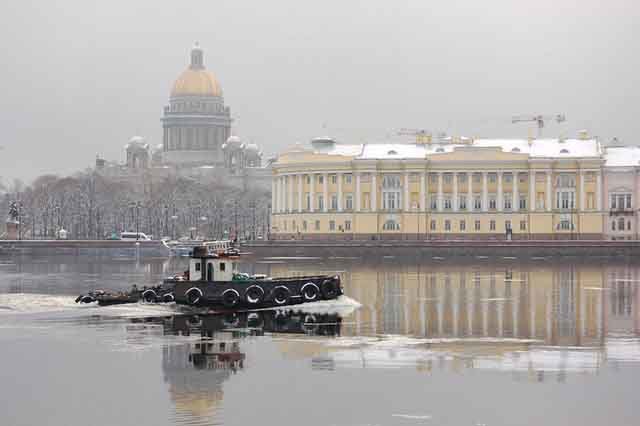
[120,232,151,241]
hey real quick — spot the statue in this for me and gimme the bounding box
[7,201,19,223]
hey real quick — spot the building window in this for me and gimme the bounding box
[628,220,632,231]
[474,196,482,210]
[410,173,420,182]
[520,220,526,231]
[489,174,496,183]
[306,175,311,184]
[536,192,545,210]
[489,196,497,210]
[473,174,481,183]
[319,176,324,184]
[460,220,466,231]
[459,196,467,210]
[444,220,451,231]
[315,220,320,230]
[305,193,310,210]
[329,220,336,231]
[345,174,352,184]
[475,220,481,231]
[331,195,338,210]
[383,191,400,210]
[444,197,452,210]
[587,192,594,209]
[504,193,512,210]
[302,221,307,231]
[519,196,527,210]
[318,195,324,210]
[430,220,436,231]
[345,220,351,231]
[505,220,511,231]
[618,217,625,231]
[612,221,616,231]
[430,196,438,210]
[383,220,400,231]
[519,173,528,183]
[505,174,512,183]
[490,220,496,231]
[430,174,438,184]
[557,219,574,230]
[345,194,353,210]
[411,192,419,210]
[556,191,575,210]
[459,174,467,183]
[557,174,576,187]
[292,220,296,231]
[444,174,453,184]
[331,175,337,184]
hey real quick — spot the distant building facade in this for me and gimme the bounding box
[271,135,611,240]
[603,144,640,240]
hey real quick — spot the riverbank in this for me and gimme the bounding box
[0,240,169,257]
[244,239,640,258]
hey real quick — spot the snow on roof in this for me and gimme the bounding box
[605,146,640,167]
[308,139,601,160]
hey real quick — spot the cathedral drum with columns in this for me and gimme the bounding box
[161,43,231,167]
[271,136,607,240]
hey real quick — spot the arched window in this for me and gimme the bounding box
[387,150,398,155]
[560,149,569,154]
[383,220,400,231]
[436,147,445,153]
[511,147,521,153]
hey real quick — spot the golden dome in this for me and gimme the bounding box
[170,43,222,97]
[171,69,222,97]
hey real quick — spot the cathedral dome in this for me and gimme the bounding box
[170,43,222,97]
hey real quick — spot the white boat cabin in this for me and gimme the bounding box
[189,255,238,282]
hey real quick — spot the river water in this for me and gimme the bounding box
[0,253,639,426]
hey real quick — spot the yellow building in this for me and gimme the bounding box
[271,136,605,239]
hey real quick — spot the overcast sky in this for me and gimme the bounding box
[1,0,638,183]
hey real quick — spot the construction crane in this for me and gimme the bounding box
[397,128,432,144]
[511,114,566,138]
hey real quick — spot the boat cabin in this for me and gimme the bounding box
[189,246,238,282]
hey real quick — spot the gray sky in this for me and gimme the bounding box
[1,0,638,183]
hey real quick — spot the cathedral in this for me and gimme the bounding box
[95,44,270,192]
[161,43,232,167]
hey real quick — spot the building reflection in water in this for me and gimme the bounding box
[127,311,343,423]
[265,260,640,380]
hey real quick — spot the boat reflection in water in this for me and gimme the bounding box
[125,311,342,422]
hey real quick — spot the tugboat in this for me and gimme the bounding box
[166,246,343,309]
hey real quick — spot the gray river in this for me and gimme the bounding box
[0,253,639,426]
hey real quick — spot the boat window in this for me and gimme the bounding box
[220,262,226,271]
[195,263,201,271]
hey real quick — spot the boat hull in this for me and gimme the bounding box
[167,275,342,309]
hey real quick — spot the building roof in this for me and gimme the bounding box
[604,146,640,167]
[302,138,602,160]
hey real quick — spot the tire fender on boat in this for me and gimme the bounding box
[320,279,338,299]
[185,287,203,305]
[221,289,240,308]
[244,285,265,304]
[142,289,158,303]
[162,293,175,303]
[301,282,320,301]
[272,286,291,305]
[79,295,95,304]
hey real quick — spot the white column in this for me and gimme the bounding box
[371,173,377,212]
[467,172,473,211]
[271,177,277,213]
[513,172,519,212]
[323,173,328,212]
[420,172,426,212]
[437,172,443,212]
[596,171,602,211]
[309,174,315,213]
[298,174,303,212]
[278,177,284,213]
[546,171,552,212]
[337,172,343,212]
[529,171,536,212]
[355,173,361,212]
[580,171,585,211]
[288,175,294,213]
[497,171,503,212]
[404,172,410,211]
[452,172,458,211]
[482,172,488,212]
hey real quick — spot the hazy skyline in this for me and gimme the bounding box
[1,0,638,183]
